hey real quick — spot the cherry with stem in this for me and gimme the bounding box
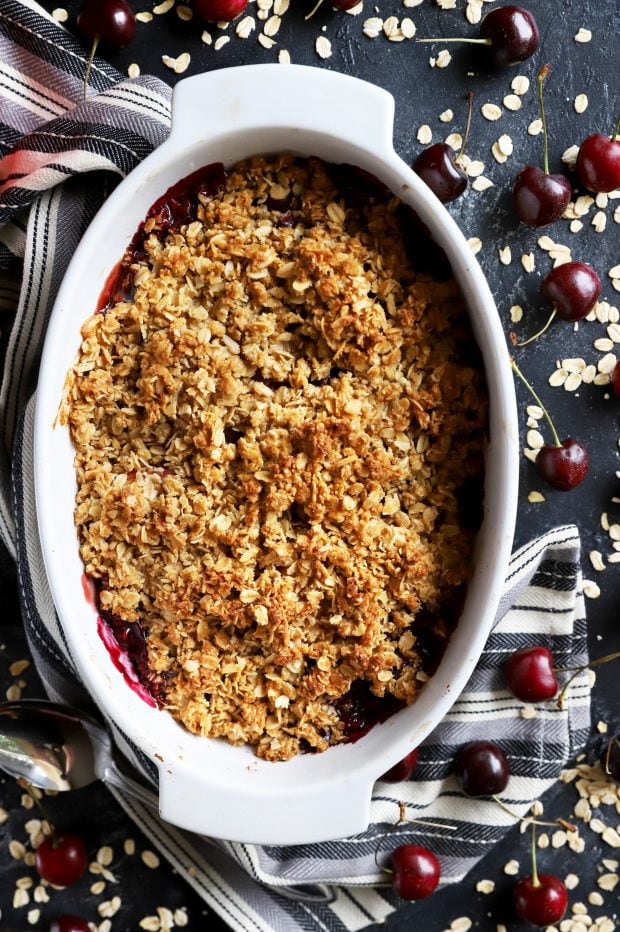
[512,65,572,227]
[77,0,136,99]
[515,261,602,347]
[413,92,474,203]
[374,802,447,901]
[416,5,539,67]
[513,824,568,927]
[576,116,620,194]
[511,360,589,491]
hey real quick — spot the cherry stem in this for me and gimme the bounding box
[304,0,324,20]
[457,92,474,162]
[556,650,620,709]
[416,37,493,45]
[491,796,574,830]
[530,823,540,888]
[612,116,620,143]
[373,801,456,874]
[604,736,620,776]
[83,36,99,100]
[515,310,556,347]
[510,359,561,448]
[537,64,552,175]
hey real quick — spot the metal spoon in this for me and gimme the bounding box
[0,699,158,809]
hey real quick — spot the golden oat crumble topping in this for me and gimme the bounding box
[62,154,487,761]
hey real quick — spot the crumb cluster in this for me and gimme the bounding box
[63,154,487,760]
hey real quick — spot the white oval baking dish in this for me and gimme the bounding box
[34,64,519,845]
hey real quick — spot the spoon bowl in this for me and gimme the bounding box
[0,700,157,807]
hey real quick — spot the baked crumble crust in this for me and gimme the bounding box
[62,154,487,761]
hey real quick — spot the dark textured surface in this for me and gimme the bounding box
[1,1,619,928]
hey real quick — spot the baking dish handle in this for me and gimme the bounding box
[169,64,396,155]
[158,762,375,845]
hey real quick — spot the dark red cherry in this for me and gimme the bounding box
[193,0,248,21]
[391,844,441,900]
[540,261,602,322]
[576,133,620,194]
[536,439,589,491]
[454,740,510,797]
[35,833,88,887]
[380,749,419,782]
[480,5,540,67]
[603,735,620,782]
[612,360,620,397]
[50,918,91,932]
[77,0,136,48]
[414,144,468,203]
[505,646,558,702]
[331,0,360,8]
[513,166,572,227]
[513,874,568,926]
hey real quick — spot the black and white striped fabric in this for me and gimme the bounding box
[0,4,591,931]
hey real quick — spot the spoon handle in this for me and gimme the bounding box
[101,763,160,811]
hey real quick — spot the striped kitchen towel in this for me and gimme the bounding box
[0,3,591,931]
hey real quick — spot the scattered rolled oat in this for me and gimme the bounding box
[450,919,472,932]
[503,94,522,111]
[434,49,452,68]
[521,252,535,273]
[467,237,482,255]
[528,118,543,136]
[582,579,601,599]
[510,304,523,323]
[141,850,160,870]
[51,8,68,22]
[589,550,605,572]
[417,124,433,145]
[236,15,255,38]
[278,49,291,64]
[499,246,512,265]
[153,0,174,12]
[481,103,502,121]
[315,36,332,59]
[574,27,592,42]
[475,879,495,894]
[472,176,494,191]
[363,17,383,38]
[504,859,520,875]
[574,94,589,114]
[528,491,545,503]
[511,74,530,96]
[439,109,454,123]
[128,63,140,78]
[161,52,191,74]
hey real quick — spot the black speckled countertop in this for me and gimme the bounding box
[1,1,619,928]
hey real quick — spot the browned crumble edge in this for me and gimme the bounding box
[59,154,488,761]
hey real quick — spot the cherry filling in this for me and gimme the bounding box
[97,162,227,311]
[335,682,405,743]
[92,580,166,708]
